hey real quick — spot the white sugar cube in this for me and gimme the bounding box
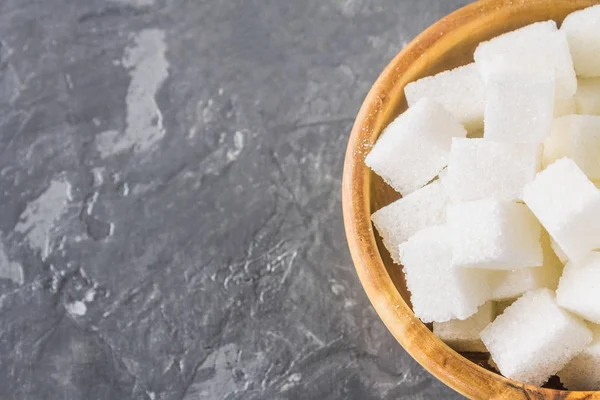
[399,226,491,323]
[489,269,548,301]
[371,180,447,264]
[404,63,485,132]
[575,77,600,115]
[448,199,543,270]
[433,302,494,352]
[555,96,576,117]
[365,98,467,195]
[558,324,600,391]
[474,21,577,99]
[557,252,600,324]
[481,288,593,386]
[542,115,600,180]
[446,138,541,202]
[484,71,555,144]
[523,158,600,261]
[489,235,562,301]
[489,266,561,302]
[561,5,600,77]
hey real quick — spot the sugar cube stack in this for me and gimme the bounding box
[556,252,600,324]
[404,63,485,132]
[445,138,541,202]
[543,115,600,180]
[371,179,447,264]
[483,71,555,144]
[481,289,593,386]
[448,199,542,270]
[523,158,600,261]
[474,21,577,99]
[575,77,600,115]
[399,226,491,323]
[433,302,494,352]
[558,324,600,391]
[561,5,600,77]
[365,98,467,195]
[364,5,600,389]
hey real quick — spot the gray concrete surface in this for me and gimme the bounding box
[0,0,470,398]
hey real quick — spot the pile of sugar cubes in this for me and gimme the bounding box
[367,5,600,390]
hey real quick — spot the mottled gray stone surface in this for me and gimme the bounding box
[0,0,471,399]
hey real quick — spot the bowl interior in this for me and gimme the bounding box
[345,0,600,398]
[369,2,594,311]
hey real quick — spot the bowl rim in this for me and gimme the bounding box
[342,0,600,398]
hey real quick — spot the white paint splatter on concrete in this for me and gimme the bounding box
[66,301,87,316]
[65,181,74,201]
[95,29,169,157]
[226,131,245,162]
[64,74,74,90]
[95,130,120,159]
[131,182,155,196]
[121,28,169,153]
[91,167,105,187]
[15,179,71,258]
[86,192,99,215]
[330,281,345,295]
[281,373,302,391]
[84,288,96,302]
[344,299,356,308]
[49,264,63,293]
[0,244,23,285]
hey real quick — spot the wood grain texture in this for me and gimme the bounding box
[342,0,600,398]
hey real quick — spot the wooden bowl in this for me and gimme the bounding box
[342,0,600,398]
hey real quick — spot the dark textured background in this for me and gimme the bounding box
[0,0,470,398]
